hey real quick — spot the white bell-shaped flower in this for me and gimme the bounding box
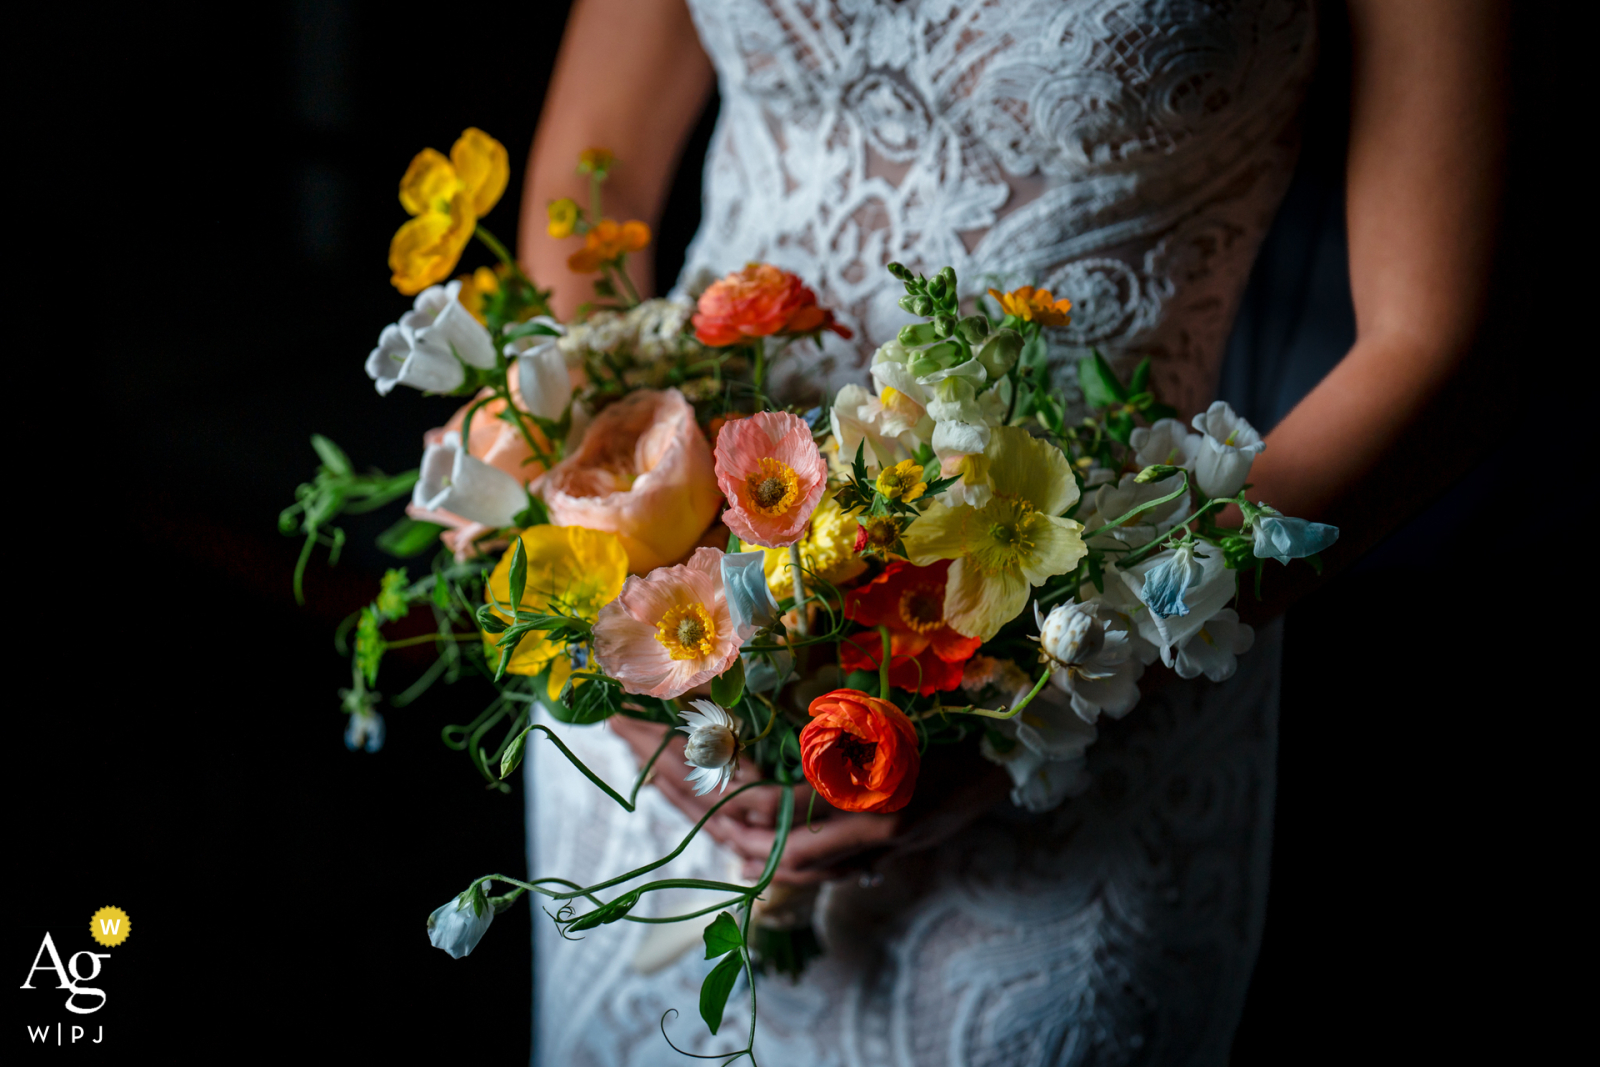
[1190,401,1264,499]
[366,281,497,396]
[1130,417,1202,471]
[677,700,741,795]
[1084,472,1190,549]
[509,335,574,422]
[427,890,493,959]
[413,431,527,528]
[1121,544,1237,667]
[1173,608,1255,682]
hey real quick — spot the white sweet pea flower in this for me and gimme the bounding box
[1249,506,1340,564]
[344,710,386,753]
[1033,599,1144,724]
[1084,472,1190,549]
[677,700,741,795]
[1173,608,1254,682]
[508,336,573,421]
[1121,543,1237,666]
[982,723,1091,813]
[1130,417,1202,471]
[427,888,493,959]
[366,280,498,395]
[413,431,527,528]
[1191,401,1264,498]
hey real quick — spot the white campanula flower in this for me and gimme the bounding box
[979,689,1095,812]
[366,280,497,396]
[677,700,741,796]
[1251,507,1339,564]
[1130,417,1202,472]
[1173,608,1255,682]
[413,430,527,528]
[1191,401,1265,499]
[1034,600,1144,724]
[1084,472,1190,549]
[344,710,386,753]
[721,551,779,639]
[1121,544,1237,667]
[506,334,573,421]
[427,888,493,959]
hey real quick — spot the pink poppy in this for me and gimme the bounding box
[537,388,720,573]
[591,547,742,699]
[713,411,827,548]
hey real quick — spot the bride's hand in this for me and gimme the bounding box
[608,716,1011,885]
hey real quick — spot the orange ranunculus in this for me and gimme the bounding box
[839,560,982,696]
[987,285,1072,328]
[567,218,651,273]
[799,689,920,814]
[692,263,854,347]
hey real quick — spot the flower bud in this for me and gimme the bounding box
[1035,601,1103,666]
[957,315,990,343]
[677,699,741,795]
[428,887,494,959]
[1134,464,1181,484]
[887,261,914,282]
[975,328,1022,378]
[898,322,939,347]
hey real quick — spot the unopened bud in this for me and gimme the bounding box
[956,315,990,344]
[1133,464,1181,484]
[933,314,957,339]
[897,322,939,346]
[975,328,1022,378]
[887,261,914,282]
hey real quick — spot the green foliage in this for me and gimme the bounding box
[566,888,642,933]
[376,517,444,558]
[354,608,384,686]
[699,911,747,1035]
[375,569,410,621]
[279,436,418,603]
[553,672,623,724]
[710,657,745,708]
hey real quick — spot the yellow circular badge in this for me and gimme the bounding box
[89,906,131,947]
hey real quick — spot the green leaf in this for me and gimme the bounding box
[703,911,744,959]
[503,320,561,340]
[1077,351,1126,409]
[710,657,745,708]
[507,535,528,612]
[376,517,445,558]
[476,605,509,633]
[1144,402,1178,423]
[699,952,743,1035]
[310,434,352,476]
[553,672,623,724]
[1105,411,1135,445]
[499,729,528,779]
[1128,357,1152,397]
[567,889,642,932]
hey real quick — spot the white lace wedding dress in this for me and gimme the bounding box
[529,2,1313,1063]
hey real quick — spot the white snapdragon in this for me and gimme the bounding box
[1034,600,1143,724]
[1084,472,1190,549]
[507,335,573,422]
[677,700,741,795]
[1130,417,1202,471]
[1172,608,1254,682]
[427,888,494,959]
[413,431,527,528]
[1190,401,1264,498]
[366,281,497,396]
[1120,543,1236,666]
[830,383,907,471]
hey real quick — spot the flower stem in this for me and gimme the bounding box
[788,544,809,637]
[877,624,892,700]
[751,337,767,397]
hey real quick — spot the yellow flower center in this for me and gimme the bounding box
[656,602,718,661]
[898,586,945,633]
[746,457,800,515]
[862,515,902,550]
[971,494,1038,576]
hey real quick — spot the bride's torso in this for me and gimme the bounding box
[680,0,1317,412]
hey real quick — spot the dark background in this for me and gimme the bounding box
[12,1,1568,1062]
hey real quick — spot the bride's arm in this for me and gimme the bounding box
[518,0,714,318]
[1242,0,1506,613]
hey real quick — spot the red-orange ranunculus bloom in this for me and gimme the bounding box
[799,688,920,813]
[567,218,651,273]
[692,263,853,346]
[838,560,981,696]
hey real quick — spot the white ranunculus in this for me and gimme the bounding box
[366,283,467,395]
[413,431,527,527]
[1130,417,1202,471]
[509,336,573,421]
[677,700,741,795]
[1084,472,1190,549]
[1191,401,1264,498]
[1121,544,1237,667]
[1034,600,1144,724]
[427,889,493,959]
[1173,608,1255,682]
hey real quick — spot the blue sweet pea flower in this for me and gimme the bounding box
[721,551,778,639]
[1252,511,1339,565]
[344,710,386,753]
[428,887,494,959]
[1140,543,1206,619]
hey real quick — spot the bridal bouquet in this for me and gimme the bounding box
[284,131,1337,1060]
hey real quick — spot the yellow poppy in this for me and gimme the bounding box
[901,426,1086,640]
[547,197,579,239]
[744,492,865,598]
[389,128,509,295]
[482,525,628,698]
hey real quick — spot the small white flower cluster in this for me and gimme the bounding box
[557,297,697,362]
